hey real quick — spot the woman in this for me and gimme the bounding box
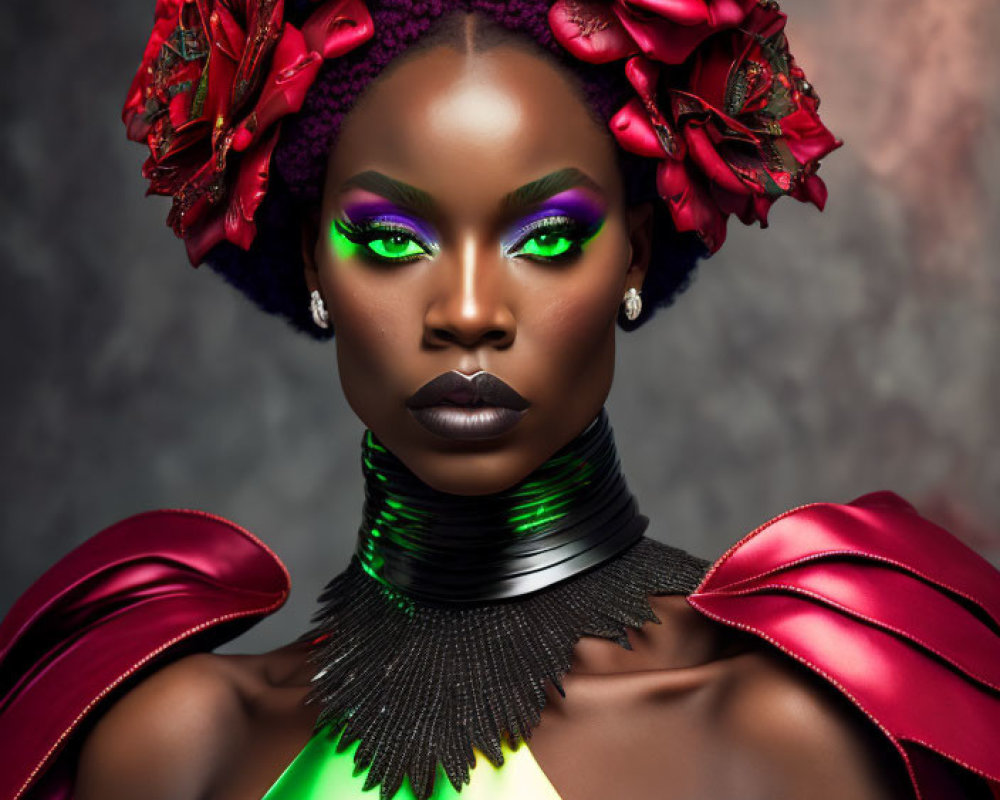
[1,1,997,799]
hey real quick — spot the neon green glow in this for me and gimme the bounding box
[260,723,563,800]
[368,235,425,259]
[356,428,601,591]
[330,220,360,262]
[520,232,574,258]
[330,221,429,263]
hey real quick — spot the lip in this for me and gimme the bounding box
[406,371,529,440]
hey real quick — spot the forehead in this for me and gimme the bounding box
[324,45,622,213]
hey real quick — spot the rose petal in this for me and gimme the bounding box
[232,25,322,152]
[302,0,375,59]
[624,0,708,26]
[684,122,759,196]
[626,0,754,27]
[742,3,787,39]
[549,0,637,64]
[794,173,829,210]
[613,4,721,64]
[780,107,842,166]
[122,0,186,138]
[711,187,774,227]
[184,213,227,266]
[622,57,683,155]
[686,38,737,110]
[204,36,238,138]
[225,128,281,250]
[610,97,669,158]
[229,0,283,111]
[657,159,727,252]
[710,185,751,220]
[624,55,659,100]
[208,4,246,64]
[749,192,774,226]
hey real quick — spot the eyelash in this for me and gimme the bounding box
[505,216,599,263]
[333,214,600,265]
[334,219,434,264]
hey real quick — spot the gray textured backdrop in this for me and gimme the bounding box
[2,0,998,654]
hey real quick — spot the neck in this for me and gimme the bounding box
[355,409,648,603]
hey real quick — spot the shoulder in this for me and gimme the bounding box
[75,653,250,800]
[689,491,1000,799]
[0,510,291,800]
[717,648,913,800]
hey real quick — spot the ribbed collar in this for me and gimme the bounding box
[354,409,649,603]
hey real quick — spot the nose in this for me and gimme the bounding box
[422,234,516,349]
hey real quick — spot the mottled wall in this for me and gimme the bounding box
[1,0,998,653]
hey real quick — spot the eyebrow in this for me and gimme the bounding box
[500,168,603,213]
[340,171,436,215]
[338,167,603,217]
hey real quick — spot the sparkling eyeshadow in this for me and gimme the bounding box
[502,188,607,252]
[340,199,439,246]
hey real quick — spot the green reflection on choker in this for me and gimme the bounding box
[354,409,647,603]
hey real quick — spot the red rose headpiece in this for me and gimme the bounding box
[123,0,374,265]
[549,0,841,251]
[125,0,838,263]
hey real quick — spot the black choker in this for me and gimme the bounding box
[355,409,649,603]
[304,412,711,800]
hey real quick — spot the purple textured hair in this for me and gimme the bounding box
[205,0,707,339]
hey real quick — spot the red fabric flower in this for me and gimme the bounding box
[123,0,374,264]
[549,0,758,65]
[552,0,841,253]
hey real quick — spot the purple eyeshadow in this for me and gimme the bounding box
[340,200,439,246]
[501,189,607,251]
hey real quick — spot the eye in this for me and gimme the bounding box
[333,219,434,264]
[367,233,427,260]
[506,215,601,264]
[519,231,576,259]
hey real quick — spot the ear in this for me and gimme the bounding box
[301,210,321,294]
[624,202,653,293]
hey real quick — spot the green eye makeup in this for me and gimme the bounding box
[331,219,436,264]
[505,215,603,264]
[503,189,606,264]
[519,231,577,259]
[330,186,606,267]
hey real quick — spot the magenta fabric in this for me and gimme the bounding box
[688,491,1000,800]
[2,494,997,799]
[0,510,290,800]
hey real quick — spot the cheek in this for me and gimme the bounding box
[532,284,617,360]
[319,261,425,419]
[522,230,627,369]
[509,240,626,428]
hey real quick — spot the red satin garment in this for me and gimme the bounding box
[0,510,290,800]
[688,491,1000,799]
[1,494,997,800]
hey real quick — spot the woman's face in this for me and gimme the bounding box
[306,43,650,495]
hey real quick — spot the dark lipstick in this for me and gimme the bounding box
[406,370,529,440]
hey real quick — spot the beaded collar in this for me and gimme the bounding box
[303,411,709,800]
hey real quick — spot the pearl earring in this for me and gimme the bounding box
[310,289,330,329]
[622,287,642,322]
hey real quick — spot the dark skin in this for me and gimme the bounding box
[76,39,917,800]
[304,42,649,496]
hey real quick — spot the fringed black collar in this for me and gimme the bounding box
[303,411,709,799]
